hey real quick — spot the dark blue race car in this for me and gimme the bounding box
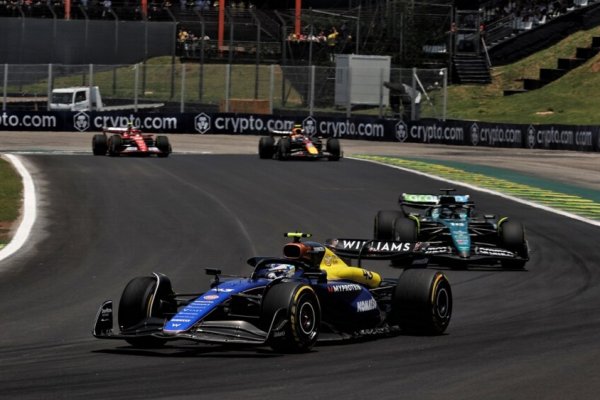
[373,189,529,269]
[93,233,451,353]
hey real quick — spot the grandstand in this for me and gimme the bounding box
[1,0,600,83]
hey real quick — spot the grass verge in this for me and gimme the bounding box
[0,157,23,248]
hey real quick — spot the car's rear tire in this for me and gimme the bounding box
[92,134,107,156]
[261,282,320,353]
[259,136,275,159]
[391,217,418,266]
[374,210,403,240]
[499,219,528,269]
[326,138,341,161]
[156,135,171,157]
[389,269,452,335]
[118,276,173,348]
[277,137,291,160]
[108,134,122,156]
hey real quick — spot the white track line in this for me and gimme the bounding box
[351,156,600,228]
[0,154,36,262]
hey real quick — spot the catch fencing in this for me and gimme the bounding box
[1,62,448,121]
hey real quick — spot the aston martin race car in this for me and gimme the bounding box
[93,233,451,353]
[92,125,172,157]
[258,124,341,161]
[373,189,529,269]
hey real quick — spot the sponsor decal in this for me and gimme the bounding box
[202,294,219,300]
[211,288,234,292]
[395,121,408,142]
[170,318,191,323]
[73,112,90,132]
[194,112,211,134]
[476,247,515,257]
[340,240,412,252]
[322,254,341,267]
[424,246,450,255]
[356,299,377,312]
[403,193,439,203]
[328,284,362,293]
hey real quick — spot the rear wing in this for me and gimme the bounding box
[325,238,420,261]
[400,192,473,215]
[268,129,292,136]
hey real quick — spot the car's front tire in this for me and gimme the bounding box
[389,269,452,335]
[499,219,528,269]
[261,282,320,353]
[277,137,291,160]
[259,136,275,159]
[326,138,341,161]
[118,275,174,348]
[156,135,171,157]
[92,134,107,156]
[108,134,122,157]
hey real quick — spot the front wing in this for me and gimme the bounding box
[92,300,287,346]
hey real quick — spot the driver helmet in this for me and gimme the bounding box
[292,124,303,135]
[265,263,295,279]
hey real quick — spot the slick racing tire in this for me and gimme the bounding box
[277,137,291,160]
[156,135,171,157]
[258,136,276,159]
[108,134,122,157]
[326,138,341,161]
[261,282,321,353]
[374,210,403,241]
[393,217,418,241]
[118,276,173,348]
[92,134,107,156]
[391,217,418,267]
[389,269,452,335]
[499,219,528,269]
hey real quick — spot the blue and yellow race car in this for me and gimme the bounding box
[373,189,529,269]
[93,233,451,353]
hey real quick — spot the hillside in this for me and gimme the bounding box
[445,25,600,125]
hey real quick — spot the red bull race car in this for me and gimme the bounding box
[92,125,172,157]
[258,124,341,161]
[93,233,451,353]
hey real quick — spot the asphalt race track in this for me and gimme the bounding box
[1,153,600,399]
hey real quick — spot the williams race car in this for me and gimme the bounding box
[92,125,172,157]
[258,124,341,161]
[93,233,451,353]
[373,189,529,269]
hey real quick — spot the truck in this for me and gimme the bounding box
[48,86,164,112]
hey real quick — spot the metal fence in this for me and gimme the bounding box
[1,62,448,120]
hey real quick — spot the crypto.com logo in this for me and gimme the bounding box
[470,123,479,146]
[395,121,408,142]
[73,112,90,132]
[194,113,211,134]
[302,116,317,137]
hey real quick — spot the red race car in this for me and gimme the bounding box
[92,125,172,157]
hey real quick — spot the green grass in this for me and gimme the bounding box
[0,158,22,247]
[444,25,600,124]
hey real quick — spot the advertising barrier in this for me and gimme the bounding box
[1,110,599,152]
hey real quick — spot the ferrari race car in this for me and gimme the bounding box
[93,233,451,353]
[258,125,341,161]
[92,126,172,157]
[374,189,529,269]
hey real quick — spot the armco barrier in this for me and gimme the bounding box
[1,110,599,152]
